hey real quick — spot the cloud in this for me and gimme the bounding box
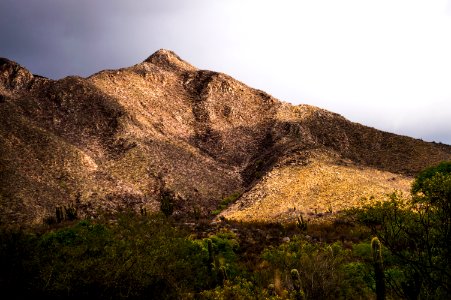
[0,0,196,77]
[1,0,450,144]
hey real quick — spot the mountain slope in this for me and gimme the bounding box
[1,50,450,225]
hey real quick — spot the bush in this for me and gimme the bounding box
[353,161,451,299]
[0,213,211,299]
[199,277,282,300]
[212,192,242,215]
[259,236,369,299]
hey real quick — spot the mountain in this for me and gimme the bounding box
[1,50,450,225]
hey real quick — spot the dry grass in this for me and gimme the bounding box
[221,152,412,223]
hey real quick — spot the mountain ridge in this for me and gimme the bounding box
[1,49,450,225]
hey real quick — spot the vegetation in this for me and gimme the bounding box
[211,192,241,215]
[0,162,450,299]
[160,189,175,217]
[371,237,385,300]
[352,161,451,299]
[43,203,79,225]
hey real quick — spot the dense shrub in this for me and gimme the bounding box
[200,277,282,300]
[0,212,245,299]
[0,214,211,299]
[259,237,371,299]
[353,161,451,299]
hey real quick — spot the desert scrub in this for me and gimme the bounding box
[351,161,451,299]
[212,192,242,215]
[260,236,368,299]
[199,277,284,300]
[0,213,211,299]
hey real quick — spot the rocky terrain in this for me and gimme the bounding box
[1,49,450,225]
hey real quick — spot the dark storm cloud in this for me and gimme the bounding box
[1,1,450,145]
[0,0,191,78]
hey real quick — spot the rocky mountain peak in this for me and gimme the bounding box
[144,49,197,72]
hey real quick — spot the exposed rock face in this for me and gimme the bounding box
[1,49,450,225]
[0,58,34,90]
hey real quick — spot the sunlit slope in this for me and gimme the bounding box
[221,152,411,223]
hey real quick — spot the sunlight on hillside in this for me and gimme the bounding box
[222,157,412,223]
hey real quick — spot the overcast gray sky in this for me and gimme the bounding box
[1,0,450,144]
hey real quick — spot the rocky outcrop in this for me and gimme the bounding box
[0,58,34,91]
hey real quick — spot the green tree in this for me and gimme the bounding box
[355,161,451,299]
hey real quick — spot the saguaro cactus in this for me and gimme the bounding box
[207,239,214,273]
[160,189,174,217]
[290,269,305,300]
[218,265,228,285]
[55,206,64,223]
[205,238,218,287]
[64,203,77,220]
[371,237,386,300]
[296,215,307,231]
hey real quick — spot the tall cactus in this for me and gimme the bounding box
[55,206,64,223]
[64,203,77,220]
[296,215,307,231]
[218,265,228,285]
[207,239,214,273]
[206,238,218,287]
[206,238,228,286]
[290,269,305,300]
[371,237,386,300]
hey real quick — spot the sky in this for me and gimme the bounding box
[1,0,450,144]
